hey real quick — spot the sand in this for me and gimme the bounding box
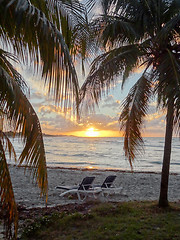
[8,165,180,208]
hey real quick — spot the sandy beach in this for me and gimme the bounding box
[8,165,180,208]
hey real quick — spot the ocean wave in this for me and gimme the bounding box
[9,136,180,173]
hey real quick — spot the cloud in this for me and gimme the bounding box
[102,100,121,109]
[33,95,166,137]
[30,92,45,100]
[80,113,119,131]
[19,65,167,137]
[101,95,121,113]
[103,95,114,103]
[40,114,80,134]
[142,107,166,136]
[107,121,118,127]
[38,105,63,115]
[145,111,165,122]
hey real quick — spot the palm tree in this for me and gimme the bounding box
[0,0,91,238]
[80,0,180,207]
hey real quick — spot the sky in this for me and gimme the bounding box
[18,63,166,138]
[1,1,167,138]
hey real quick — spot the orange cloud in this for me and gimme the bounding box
[146,111,164,122]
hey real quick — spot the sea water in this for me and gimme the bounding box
[8,136,180,173]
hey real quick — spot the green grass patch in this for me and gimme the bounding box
[20,201,180,240]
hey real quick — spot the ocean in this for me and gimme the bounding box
[9,136,180,173]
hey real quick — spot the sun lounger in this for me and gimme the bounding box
[94,175,122,197]
[57,176,101,201]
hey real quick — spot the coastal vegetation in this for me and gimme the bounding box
[20,201,180,240]
[80,0,180,207]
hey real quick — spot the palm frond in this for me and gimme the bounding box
[80,44,143,112]
[153,48,180,135]
[157,12,180,43]
[102,0,180,37]
[99,15,140,47]
[56,1,98,74]
[0,66,48,198]
[0,132,18,239]
[119,74,152,167]
[83,0,97,14]
[154,48,180,106]
[0,48,28,94]
[54,0,87,28]
[101,0,139,15]
[162,0,180,24]
[51,0,89,57]
[0,0,80,114]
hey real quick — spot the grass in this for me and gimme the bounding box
[20,201,180,240]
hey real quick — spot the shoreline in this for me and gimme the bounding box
[10,163,179,175]
[8,164,180,209]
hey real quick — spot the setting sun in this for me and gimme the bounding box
[65,129,122,138]
[85,127,100,137]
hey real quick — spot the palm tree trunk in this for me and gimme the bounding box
[158,102,174,207]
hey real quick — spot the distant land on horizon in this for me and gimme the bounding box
[4,131,121,138]
[3,131,174,138]
[3,131,69,137]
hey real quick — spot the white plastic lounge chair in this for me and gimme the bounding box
[94,175,122,197]
[57,176,101,201]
